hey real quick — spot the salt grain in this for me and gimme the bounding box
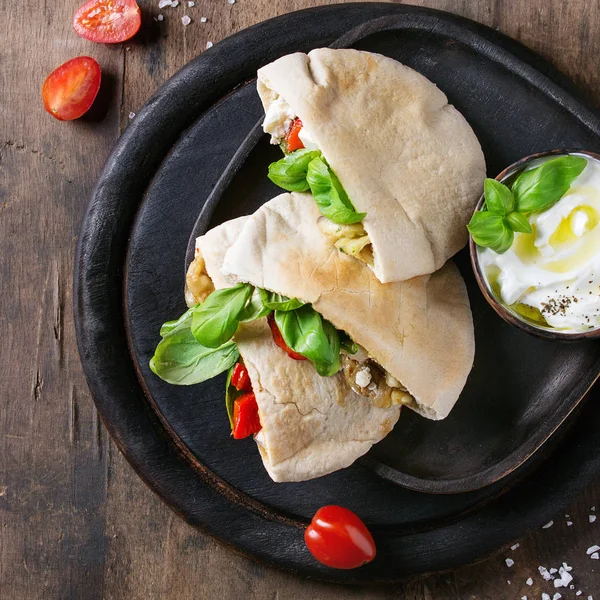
[562,562,572,572]
[571,585,576,590]
[593,506,596,511]
[554,567,573,587]
[539,566,554,581]
[227,0,236,4]
[206,41,213,48]
[542,594,551,600]
[505,558,514,567]
[181,15,191,25]
[157,13,164,20]
[591,552,599,559]
[587,545,600,555]
[553,594,562,600]
[567,521,574,526]
[158,0,172,7]
[521,597,527,600]
[590,515,597,523]
[200,16,207,22]
[576,593,582,597]
[188,0,195,5]
[128,112,136,119]
[543,520,554,529]
[526,577,533,585]
[589,596,594,600]
[550,568,558,574]
[511,543,520,550]
[171,0,179,6]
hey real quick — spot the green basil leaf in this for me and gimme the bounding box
[267,149,321,192]
[159,306,195,336]
[339,331,358,355]
[258,288,305,312]
[225,363,241,429]
[306,156,366,225]
[506,211,533,234]
[467,211,514,254]
[191,283,253,348]
[150,323,239,386]
[484,178,514,215]
[239,288,271,322]
[274,305,340,377]
[512,155,587,213]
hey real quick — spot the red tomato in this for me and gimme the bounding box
[304,506,376,569]
[267,314,307,361]
[285,118,305,153]
[73,0,141,44]
[231,362,252,392]
[42,57,101,121]
[232,393,261,439]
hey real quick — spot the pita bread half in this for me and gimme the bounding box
[257,48,486,283]
[196,216,400,482]
[222,192,475,421]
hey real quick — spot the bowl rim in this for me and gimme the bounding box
[469,149,600,341]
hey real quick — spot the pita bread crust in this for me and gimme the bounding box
[197,217,400,482]
[257,48,486,283]
[222,192,475,421]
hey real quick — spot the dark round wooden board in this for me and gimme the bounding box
[75,3,600,584]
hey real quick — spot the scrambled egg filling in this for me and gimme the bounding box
[184,252,215,307]
[317,217,374,266]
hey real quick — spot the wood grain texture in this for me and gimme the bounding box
[1,0,600,598]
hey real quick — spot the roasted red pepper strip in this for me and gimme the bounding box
[231,362,252,392]
[285,118,305,153]
[232,393,261,439]
[267,314,307,361]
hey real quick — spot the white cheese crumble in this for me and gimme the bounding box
[262,96,295,144]
[355,367,372,388]
[505,558,514,567]
[298,127,319,151]
[543,520,554,529]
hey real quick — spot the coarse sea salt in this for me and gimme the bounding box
[554,567,573,587]
[550,568,558,574]
[539,566,554,581]
[590,515,597,523]
[526,577,533,585]
[505,558,514,567]
[128,112,136,119]
[553,594,562,600]
[591,552,599,559]
[188,1,195,5]
[181,15,191,25]
[200,16,207,22]
[587,545,600,555]
[562,562,572,571]
[227,0,236,4]
[521,597,527,600]
[542,594,551,600]
[158,0,172,7]
[157,13,164,21]
[567,521,574,526]
[206,41,213,48]
[511,543,520,550]
[576,592,581,597]
[543,520,554,529]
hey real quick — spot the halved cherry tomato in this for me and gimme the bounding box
[231,362,252,392]
[42,57,101,121]
[304,505,376,569]
[285,118,305,153]
[73,0,141,44]
[267,314,307,361]
[232,393,261,439]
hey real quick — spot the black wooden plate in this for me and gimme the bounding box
[75,4,600,583]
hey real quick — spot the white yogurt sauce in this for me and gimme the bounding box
[262,94,318,149]
[479,154,600,332]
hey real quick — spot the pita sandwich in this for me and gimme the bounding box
[193,214,401,483]
[222,192,475,423]
[258,48,486,283]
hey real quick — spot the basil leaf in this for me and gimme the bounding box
[274,305,340,377]
[267,149,321,192]
[506,211,533,234]
[159,306,195,336]
[484,178,514,215]
[512,155,587,213]
[340,331,358,355]
[467,211,514,254]
[225,363,241,429]
[306,156,366,225]
[191,283,253,348]
[259,288,305,312]
[239,288,271,322]
[150,323,239,385]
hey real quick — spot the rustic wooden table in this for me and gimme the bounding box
[3,1,600,598]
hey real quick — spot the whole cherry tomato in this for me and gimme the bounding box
[232,393,261,439]
[267,314,307,361]
[42,57,101,121]
[73,0,141,44]
[231,362,252,392]
[285,118,305,153]
[304,505,376,569]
